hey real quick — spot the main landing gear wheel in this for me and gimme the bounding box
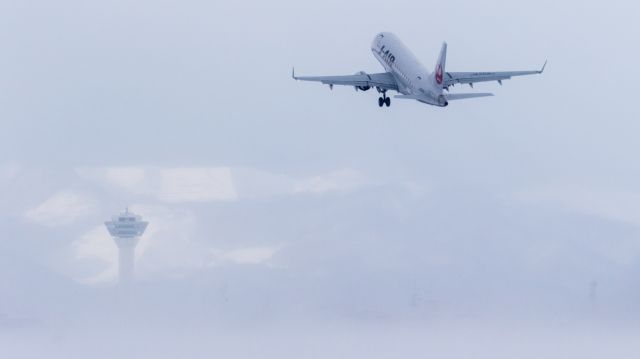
[378,93,391,108]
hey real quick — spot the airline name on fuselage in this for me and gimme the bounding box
[378,45,396,66]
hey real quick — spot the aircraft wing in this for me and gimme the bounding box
[292,69,399,91]
[444,61,546,88]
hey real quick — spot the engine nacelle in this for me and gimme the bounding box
[354,71,371,91]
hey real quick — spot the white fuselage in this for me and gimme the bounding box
[371,32,444,106]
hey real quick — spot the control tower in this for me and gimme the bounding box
[105,208,148,285]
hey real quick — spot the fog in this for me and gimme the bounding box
[2,0,640,357]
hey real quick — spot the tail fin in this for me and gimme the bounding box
[433,42,447,88]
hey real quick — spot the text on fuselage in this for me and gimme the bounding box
[378,45,396,66]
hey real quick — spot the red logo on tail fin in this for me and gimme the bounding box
[435,64,443,85]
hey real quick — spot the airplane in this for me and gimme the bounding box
[292,32,545,108]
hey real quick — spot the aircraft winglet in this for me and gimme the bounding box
[292,67,297,80]
[539,60,547,74]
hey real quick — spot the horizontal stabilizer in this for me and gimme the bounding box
[445,93,493,101]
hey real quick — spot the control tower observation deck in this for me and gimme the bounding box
[105,208,148,285]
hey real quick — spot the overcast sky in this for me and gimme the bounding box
[2,0,640,357]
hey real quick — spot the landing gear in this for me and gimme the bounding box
[378,91,391,108]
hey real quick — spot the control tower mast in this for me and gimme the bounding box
[105,208,148,285]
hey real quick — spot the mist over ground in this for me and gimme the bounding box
[2,0,640,357]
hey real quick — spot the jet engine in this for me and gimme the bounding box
[354,71,371,91]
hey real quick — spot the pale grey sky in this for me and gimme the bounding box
[1,0,640,357]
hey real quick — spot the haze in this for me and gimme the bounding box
[1,0,640,358]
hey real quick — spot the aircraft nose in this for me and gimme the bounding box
[372,33,384,49]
